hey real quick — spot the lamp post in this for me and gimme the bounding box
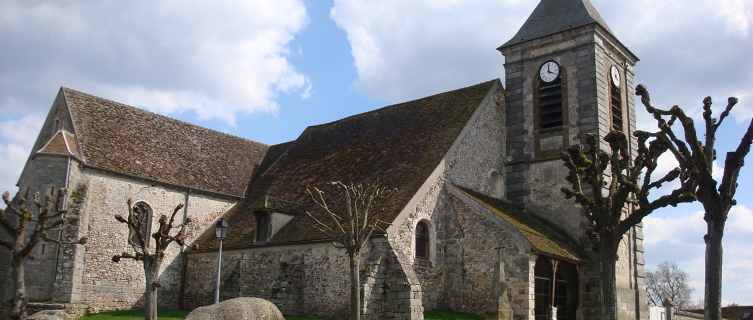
[214,218,229,304]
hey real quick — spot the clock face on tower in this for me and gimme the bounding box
[539,61,560,83]
[610,65,621,87]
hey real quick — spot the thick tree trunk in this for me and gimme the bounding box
[10,256,28,320]
[704,220,724,320]
[600,235,620,320]
[143,258,160,320]
[349,252,361,320]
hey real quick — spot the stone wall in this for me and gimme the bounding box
[442,194,532,318]
[184,238,423,320]
[184,241,352,319]
[52,164,237,311]
[0,154,72,302]
[445,81,505,196]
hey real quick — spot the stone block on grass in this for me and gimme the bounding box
[185,297,284,320]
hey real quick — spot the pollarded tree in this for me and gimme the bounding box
[646,261,695,308]
[560,131,696,320]
[635,85,751,320]
[111,199,193,320]
[0,189,87,320]
[305,181,394,320]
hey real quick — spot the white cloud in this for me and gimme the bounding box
[644,206,753,304]
[0,0,311,124]
[0,115,41,196]
[330,0,536,102]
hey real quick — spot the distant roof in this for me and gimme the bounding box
[453,185,582,263]
[62,88,269,197]
[499,0,614,49]
[193,79,499,250]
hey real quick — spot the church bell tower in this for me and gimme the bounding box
[498,1,646,319]
[498,0,639,227]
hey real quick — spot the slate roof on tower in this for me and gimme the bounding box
[193,79,500,250]
[499,0,614,49]
[59,87,269,197]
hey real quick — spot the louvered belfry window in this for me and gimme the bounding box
[611,82,623,131]
[539,78,563,129]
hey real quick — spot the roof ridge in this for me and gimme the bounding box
[61,87,268,147]
[305,79,499,130]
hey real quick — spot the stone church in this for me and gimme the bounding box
[1,0,648,319]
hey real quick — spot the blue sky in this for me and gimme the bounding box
[1,0,752,306]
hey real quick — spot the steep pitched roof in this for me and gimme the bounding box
[193,79,499,250]
[499,0,614,49]
[62,88,268,197]
[36,130,82,159]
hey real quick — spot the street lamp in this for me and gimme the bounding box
[214,218,229,304]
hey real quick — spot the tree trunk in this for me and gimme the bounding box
[349,252,361,320]
[704,220,724,320]
[600,234,620,320]
[10,256,28,320]
[143,258,160,320]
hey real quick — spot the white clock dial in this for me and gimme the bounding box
[610,65,621,87]
[539,61,560,83]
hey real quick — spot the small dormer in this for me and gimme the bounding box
[249,195,299,245]
[35,129,83,161]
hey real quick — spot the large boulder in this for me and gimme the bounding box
[185,297,284,320]
[25,310,75,320]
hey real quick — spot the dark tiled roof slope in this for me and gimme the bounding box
[194,80,499,250]
[499,0,614,49]
[62,88,268,197]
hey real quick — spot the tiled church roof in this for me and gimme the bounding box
[62,88,268,197]
[499,0,613,49]
[194,79,499,249]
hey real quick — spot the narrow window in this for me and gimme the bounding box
[415,221,429,259]
[555,262,578,320]
[534,258,552,320]
[489,171,503,198]
[610,65,624,131]
[53,117,60,132]
[255,211,271,243]
[131,202,152,247]
[611,83,623,131]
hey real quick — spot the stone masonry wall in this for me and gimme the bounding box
[183,241,352,319]
[0,154,71,302]
[63,166,237,311]
[445,81,505,196]
[444,194,533,319]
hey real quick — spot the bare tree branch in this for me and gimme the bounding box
[305,181,395,320]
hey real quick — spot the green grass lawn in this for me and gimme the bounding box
[79,309,189,320]
[79,308,481,320]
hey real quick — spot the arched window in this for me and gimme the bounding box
[415,221,429,259]
[131,202,152,247]
[489,170,504,198]
[255,211,271,243]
